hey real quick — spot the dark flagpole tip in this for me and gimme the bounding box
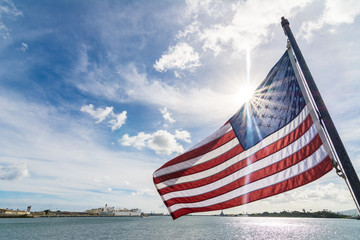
[281,17,289,27]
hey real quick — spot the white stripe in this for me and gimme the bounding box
[161,123,319,198]
[168,145,328,213]
[188,123,232,151]
[155,107,309,179]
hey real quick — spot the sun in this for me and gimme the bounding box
[234,83,256,104]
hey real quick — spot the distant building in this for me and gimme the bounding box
[0,206,31,216]
[85,208,103,214]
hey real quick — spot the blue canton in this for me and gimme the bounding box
[230,51,306,150]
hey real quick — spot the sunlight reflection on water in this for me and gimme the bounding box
[1,216,358,240]
[224,217,356,240]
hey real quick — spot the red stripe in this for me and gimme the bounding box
[171,156,333,219]
[165,134,323,207]
[157,128,236,169]
[154,144,244,184]
[156,115,313,195]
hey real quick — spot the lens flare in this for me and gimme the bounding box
[234,48,256,104]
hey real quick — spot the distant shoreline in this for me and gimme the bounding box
[211,209,358,219]
[0,210,164,218]
[1,209,358,219]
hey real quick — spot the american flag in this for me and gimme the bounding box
[153,51,333,220]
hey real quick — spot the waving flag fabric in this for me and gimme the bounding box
[153,50,333,220]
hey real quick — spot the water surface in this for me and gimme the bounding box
[1,216,358,239]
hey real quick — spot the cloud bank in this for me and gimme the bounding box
[178,0,312,56]
[0,162,29,181]
[299,0,360,40]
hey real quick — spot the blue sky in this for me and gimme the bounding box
[0,0,360,214]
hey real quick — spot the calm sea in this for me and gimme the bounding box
[0,216,359,240]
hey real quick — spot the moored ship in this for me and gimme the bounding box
[99,204,141,217]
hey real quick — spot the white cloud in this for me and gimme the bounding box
[120,132,152,150]
[20,42,28,52]
[0,162,29,181]
[148,130,184,155]
[193,0,312,55]
[184,0,223,19]
[120,130,185,155]
[176,21,201,40]
[160,107,175,124]
[168,0,314,58]
[299,0,360,40]
[81,104,113,123]
[108,111,127,131]
[175,130,191,143]
[93,176,110,183]
[81,104,127,131]
[0,0,22,39]
[154,42,201,77]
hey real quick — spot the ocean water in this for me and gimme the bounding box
[0,216,359,240]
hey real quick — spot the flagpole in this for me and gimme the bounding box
[281,17,360,213]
